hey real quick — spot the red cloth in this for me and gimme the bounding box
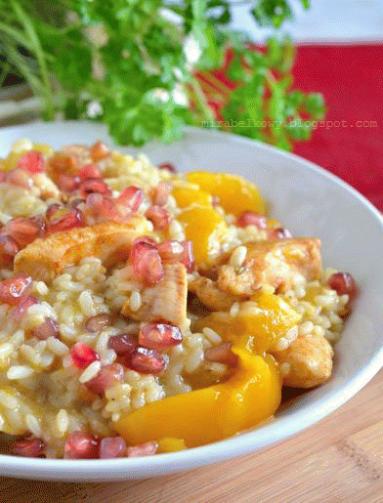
[293,44,383,210]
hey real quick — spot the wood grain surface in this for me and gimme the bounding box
[1,370,382,503]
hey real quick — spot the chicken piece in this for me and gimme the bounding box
[189,276,240,312]
[217,238,321,297]
[121,264,187,328]
[14,217,149,282]
[273,333,333,388]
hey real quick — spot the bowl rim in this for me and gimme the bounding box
[0,121,382,480]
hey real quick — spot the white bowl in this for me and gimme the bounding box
[0,121,382,482]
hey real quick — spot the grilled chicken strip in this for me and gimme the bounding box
[121,263,187,328]
[273,333,333,388]
[14,217,149,282]
[189,276,240,312]
[217,238,322,297]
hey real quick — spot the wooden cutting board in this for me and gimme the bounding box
[1,370,382,503]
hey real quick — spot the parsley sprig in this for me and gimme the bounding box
[0,0,325,149]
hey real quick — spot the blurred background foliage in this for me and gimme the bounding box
[0,0,325,148]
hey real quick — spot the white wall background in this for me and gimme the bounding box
[230,0,383,42]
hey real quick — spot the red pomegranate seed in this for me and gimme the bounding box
[86,363,124,395]
[11,295,38,321]
[69,198,86,209]
[139,323,182,350]
[179,240,194,273]
[6,168,33,189]
[46,203,61,220]
[31,317,59,340]
[130,239,164,286]
[0,234,19,266]
[46,206,84,233]
[78,163,101,180]
[268,227,292,240]
[64,431,99,459]
[57,174,81,192]
[158,240,184,260]
[84,193,104,210]
[84,193,120,224]
[205,342,238,367]
[108,333,138,355]
[85,313,112,333]
[10,436,45,457]
[127,441,158,457]
[17,150,45,174]
[5,217,43,247]
[158,162,176,173]
[237,211,267,229]
[129,347,166,374]
[0,274,32,305]
[158,240,194,273]
[79,178,111,199]
[145,206,171,230]
[99,436,127,459]
[117,186,144,212]
[70,342,100,369]
[31,214,46,235]
[152,181,171,206]
[90,141,110,161]
[134,236,158,247]
[328,272,357,299]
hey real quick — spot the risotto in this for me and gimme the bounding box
[0,139,356,459]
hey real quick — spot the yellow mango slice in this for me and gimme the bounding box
[172,186,212,209]
[115,349,281,448]
[186,172,266,216]
[157,437,187,453]
[194,293,301,353]
[177,206,227,265]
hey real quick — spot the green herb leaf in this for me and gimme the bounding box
[0,0,323,150]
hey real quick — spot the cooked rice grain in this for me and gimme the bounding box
[0,141,350,459]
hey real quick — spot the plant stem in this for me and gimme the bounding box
[197,80,227,103]
[265,69,277,86]
[189,76,216,124]
[0,61,10,87]
[198,71,231,97]
[10,0,55,119]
